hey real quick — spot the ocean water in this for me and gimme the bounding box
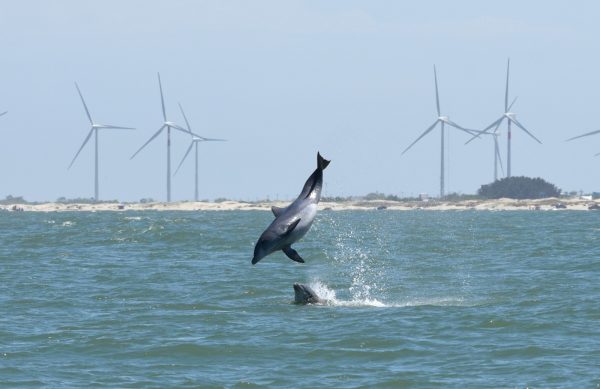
[1,209,599,388]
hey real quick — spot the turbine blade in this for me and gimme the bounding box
[171,124,193,134]
[157,73,167,122]
[178,102,192,132]
[595,151,600,157]
[492,116,503,134]
[565,129,600,142]
[465,117,504,145]
[99,124,136,130]
[0,111,7,117]
[434,65,440,117]
[401,120,440,155]
[174,142,194,175]
[130,125,165,159]
[445,120,479,136]
[171,124,205,139]
[75,82,93,125]
[510,117,542,144]
[507,96,518,111]
[505,58,510,112]
[201,137,227,142]
[68,128,94,169]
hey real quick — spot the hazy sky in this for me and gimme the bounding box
[2,1,600,202]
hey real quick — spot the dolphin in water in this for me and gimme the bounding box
[293,283,324,304]
[252,152,331,265]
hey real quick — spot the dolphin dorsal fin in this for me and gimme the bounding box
[271,206,286,217]
[284,218,301,235]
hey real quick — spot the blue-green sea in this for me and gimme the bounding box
[1,209,599,388]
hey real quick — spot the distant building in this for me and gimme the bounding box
[419,193,429,202]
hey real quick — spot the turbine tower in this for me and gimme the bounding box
[68,82,134,201]
[493,133,504,181]
[481,131,505,182]
[130,73,203,202]
[566,129,600,156]
[401,65,479,198]
[467,59,541,177]
[174,103,226,201]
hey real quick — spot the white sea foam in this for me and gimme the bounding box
[307,280,387,308]
[307,280,471,308]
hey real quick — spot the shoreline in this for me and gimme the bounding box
[1,198,599,212]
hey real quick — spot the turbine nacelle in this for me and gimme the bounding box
[505,112,516,119]
[438,116,450,122]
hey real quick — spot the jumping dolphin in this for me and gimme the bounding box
[252,152,330,265]
[293,283,324,304]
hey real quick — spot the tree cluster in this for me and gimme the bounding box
[478,176,561,199]
[0,195,28,204]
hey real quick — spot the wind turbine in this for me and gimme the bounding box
[401,65,479,198]
[466,59,541,177]
[566,129,600,156]
[130,73,203,202]
[68,82,134,201]
[174,103,226,201]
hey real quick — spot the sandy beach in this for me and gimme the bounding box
[2,197,598,212]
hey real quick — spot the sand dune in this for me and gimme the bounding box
[1,198,598,212]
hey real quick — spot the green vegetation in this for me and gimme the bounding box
[363,192,402,201]
[0,195,29,205]
[320,195,355,202]
[478,176,561,199]
[56,197,119,204]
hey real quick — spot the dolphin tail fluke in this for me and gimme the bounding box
[317,152,330,171]
[283,246,305,263]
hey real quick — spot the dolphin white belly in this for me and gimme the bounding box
[287,203,317,242]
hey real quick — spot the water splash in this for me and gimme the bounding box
[307,280,386,307]
[307,280,471,308]
[320,215,390,304]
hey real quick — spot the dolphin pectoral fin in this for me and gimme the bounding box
[283,218,301,236]
[271,206,285,217]
[283,246,305,263]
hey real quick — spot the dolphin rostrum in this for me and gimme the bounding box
[252,152,331,265]
[293,283,324,304]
